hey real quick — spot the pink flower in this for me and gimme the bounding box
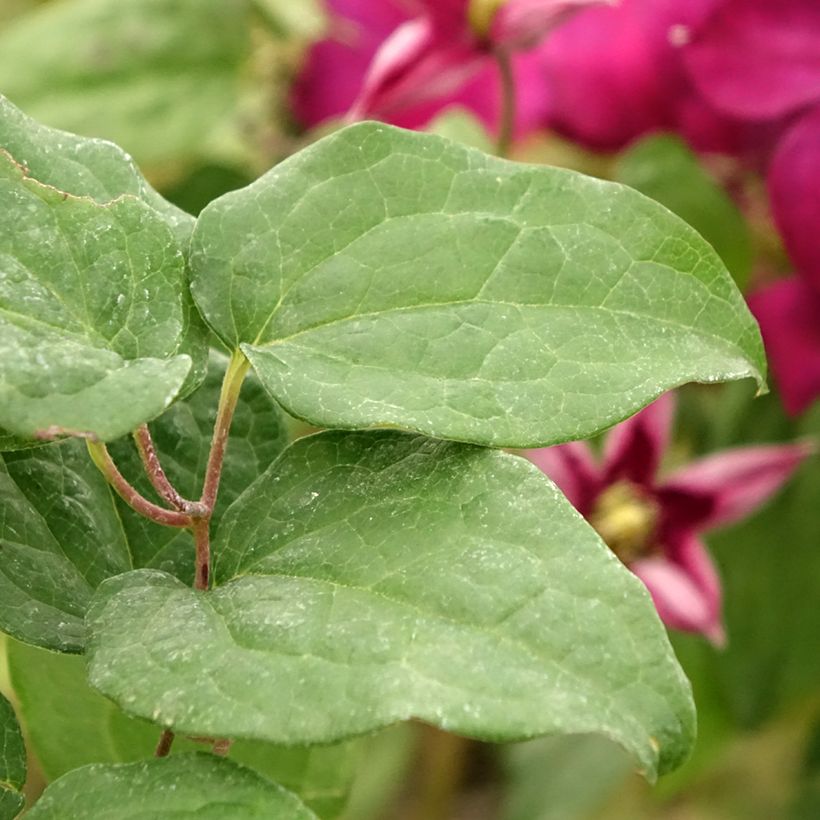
[293,0,606,135]
[749,278,820,417]
[526,393,809,644]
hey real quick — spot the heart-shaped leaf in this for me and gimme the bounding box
[0,355,287,652]
[0,693,25,820]
[191,122,765,448]
[87,431,696,781]
[25,754,317,819]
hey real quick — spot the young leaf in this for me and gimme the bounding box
[25,754,317,819]
[87,431,696,781]
[0,356,288,652]
[0,151,193,441]
[0,0,251,170]
[0,692,25,820]
[6,640,359,818]
[191,122,766,448]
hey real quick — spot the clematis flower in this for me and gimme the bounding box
[526,393,809,644]
[293,0,608,135]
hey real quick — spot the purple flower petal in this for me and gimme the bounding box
[748,277,820,416]
[660,442,811,530]
[524,441,601,514]
[601,393,676,486]
[631,542,725,645]
[768,107,820,291]
[540,0,720,150]
[683,0,820,121]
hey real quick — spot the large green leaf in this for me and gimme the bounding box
[0,0,251,170]
[616,134,752,287]
[0,355,287,652]
[25,754,317,819]
[6,640,358,818]
[87,431,696,781]
[0,692,25,820]
[190,122,765,448]
[0,150,193,441]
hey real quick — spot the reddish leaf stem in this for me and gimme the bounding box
[86,440,192,528]
[494,48,516,158]
[133,425,187,511]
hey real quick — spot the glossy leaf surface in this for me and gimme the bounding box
[25,754,317,819]
[191,122,765,447]
[88,431,696,780]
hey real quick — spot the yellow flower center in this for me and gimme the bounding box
[467,0,507,39]
[588,482,660,563]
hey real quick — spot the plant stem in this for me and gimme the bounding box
[192,517,211,591]
[86,440,192,528]
[155,729,175,758]
[133,425,187,511]
[495,49,516,158]
[200,350,250,512]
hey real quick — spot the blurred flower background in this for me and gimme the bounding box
[1,1,819,818]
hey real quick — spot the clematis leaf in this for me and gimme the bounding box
[616,134,752,288]
[6,640,359,818]
[87,431,696,781]
[0,94,208,413]
[25,754,317,820]
[0,356,287,653]
[0,692,26,820]
[0,0,251,170]
[191,122,766,448]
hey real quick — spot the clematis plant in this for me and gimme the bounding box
[526,393,808,644]
[0,83,783,815]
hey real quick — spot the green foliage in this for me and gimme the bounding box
[7,640,359,818]
[0,692,25,820]
[24,754,317,819]
[616,134,753,287]
[191,123,765,447]
[0,0,251,170]
[87,431,695,780]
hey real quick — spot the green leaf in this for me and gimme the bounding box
[616,134,753,288]
[0,93,192,239]
[190,122,765,448]
[427,106,494,152]
[0,354,288,652]
[25,754,317,819]
[0,0,251,170]
[6,640,358,818]
[87,431,696,781]
[0,692,25,820]
[0,150,194,441]
[108,352,289,584]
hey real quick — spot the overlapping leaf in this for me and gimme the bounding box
[25,754,317,819]
[87,431,696,780]
[191,122,766,448]
[0,692,25,820]
[6,640,358,818]
[0,357,287,652]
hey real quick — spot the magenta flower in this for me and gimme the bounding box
[293,0,606,135]
[526,393,809,644]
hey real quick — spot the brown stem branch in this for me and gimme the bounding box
[192,517,211,591]
[494,48,516,158]
[133,425,187,511]
[86,440,192,528]
[155,729,175,758]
